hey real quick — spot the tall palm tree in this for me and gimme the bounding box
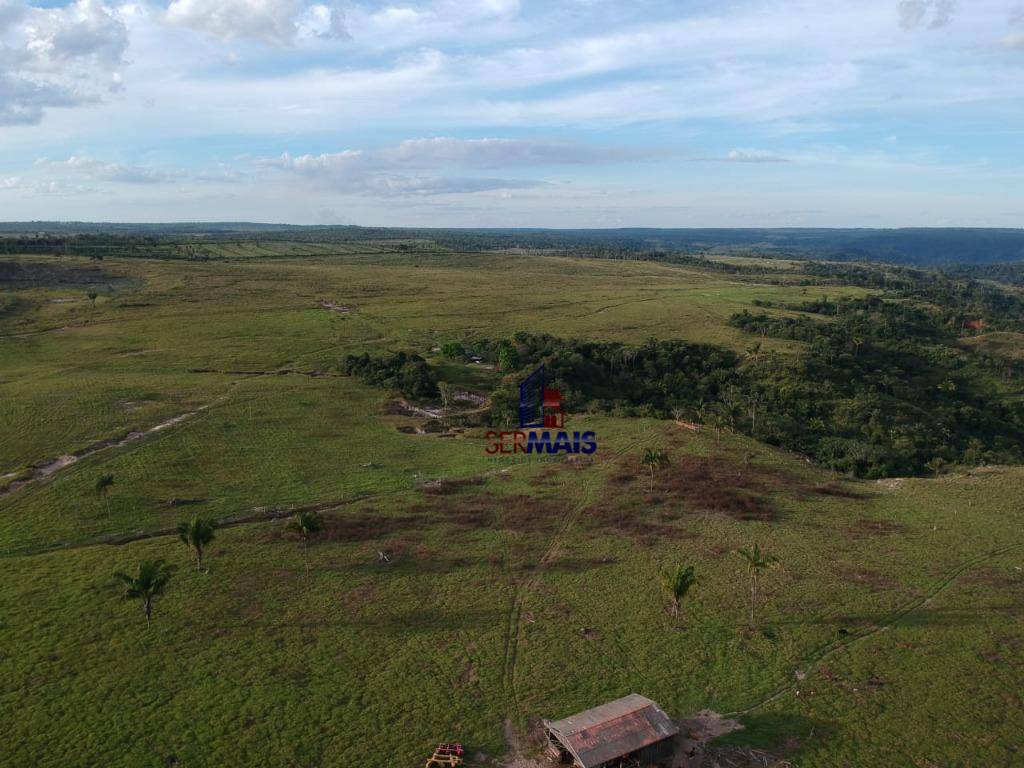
[642,448,669,493]
[659,564,697,618]
[288,511,325,581]
[737,544,779,626]
[114,559,174,629]
[95,473,115,514]
[177,516,217,571]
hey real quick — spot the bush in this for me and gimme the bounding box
[340,351,439,400]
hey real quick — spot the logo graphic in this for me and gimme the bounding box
[518,364,564,429]
[487,364,596,456]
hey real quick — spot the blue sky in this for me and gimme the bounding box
[1,0,1023,226]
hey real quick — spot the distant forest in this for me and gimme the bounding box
[2,223,1024,266]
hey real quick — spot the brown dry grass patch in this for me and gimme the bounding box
[264,509,420,544]
[838,566,897,592]
[654,455,782,521]
[845,517,908,538]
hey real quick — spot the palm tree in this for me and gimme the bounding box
[114,559,174,629]
[95,473,115,513]
[737,544,779,626]
[177,516,217,571]
[288,511,325,581]
[660,564,697,618]
[642,448,669,493]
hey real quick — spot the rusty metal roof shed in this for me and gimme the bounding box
[543,694,679,768]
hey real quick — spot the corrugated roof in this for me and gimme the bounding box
[544,694,679,768]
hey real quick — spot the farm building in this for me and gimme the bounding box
[542,694,679,768]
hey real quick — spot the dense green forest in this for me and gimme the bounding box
[4,224,1024,265]
[341,264,1024,478]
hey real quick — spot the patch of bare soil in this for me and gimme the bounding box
[672,710,792,767]
[388,396,491,421]
[845,517,908,539]
[809,481,866,499]
[963,566,1024,588]
[0,409,201,498]
[339,584,378,610]
[419,476,486,495]
[837,566,897,592]
[673,710,745,767]
[413,492,565,535]
[598,455,795,532]
[319,299,353,313]
[499,719,545,768]
[0,260,119,286]
[582,503,698,545]
[263,510,420,544]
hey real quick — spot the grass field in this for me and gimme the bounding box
[1,248,1021,767]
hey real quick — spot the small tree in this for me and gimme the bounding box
[86,291,98,307]
[437,381,456,426]
[737,544,779,626]
[660,564,696,618]
[288,511,325,582]
[114,559,174,629]
[496,343,520,371]
[95,473,115,513]
[642,448,669,493]
[704,404,730,447]
[925,457,945,477]
[177,516,217,571]
[440,341,465,359]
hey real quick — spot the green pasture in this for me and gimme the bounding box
[1,249,1021,767]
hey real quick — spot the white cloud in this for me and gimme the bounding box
[3,0,1024,226]
[723,149,790,163]
[297,3,349,39]
[1005,6,1024,48]
[378,137,651,167]
[163,0,347,44]
[359,174,543,196]
[687,149,790,163]
[34,155,244,187]
[51,154,183,183]
[261,137,646,196]
[0,0,126,125]
[23,0,128,65]
[264,149,539,196]
[898,0,956,31]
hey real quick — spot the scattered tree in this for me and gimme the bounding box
[95,473,115,513]
[288,511,325,582]
[642,448,669,493]
[737,544,779,626]
[438,381,456,426]
[659,564,696,618]
[114,559,174,629]
[440,341,465,359]
[176,516,217,571]
[496,343,520,371]
[86,291,98,307]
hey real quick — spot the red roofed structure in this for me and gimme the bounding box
[542,694,679,768]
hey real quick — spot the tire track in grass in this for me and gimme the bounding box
[724,540,1024,718]
[498,425,663,728]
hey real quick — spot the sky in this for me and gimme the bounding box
[0,0,1023,227]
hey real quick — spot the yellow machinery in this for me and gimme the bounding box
[424,743,464,768]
